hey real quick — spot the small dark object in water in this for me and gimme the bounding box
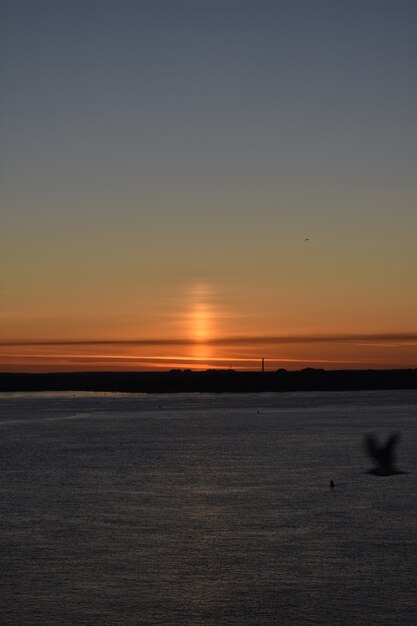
[364,432,406,476]
[330,480,335,489]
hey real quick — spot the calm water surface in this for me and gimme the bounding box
[0,390,416,625]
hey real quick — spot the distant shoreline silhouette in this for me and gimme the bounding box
[1,368,417,393]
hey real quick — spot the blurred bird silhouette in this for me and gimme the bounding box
[364,433,405,476]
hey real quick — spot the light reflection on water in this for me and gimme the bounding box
[0,390,417,625]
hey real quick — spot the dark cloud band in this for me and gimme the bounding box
[2,333,417,348]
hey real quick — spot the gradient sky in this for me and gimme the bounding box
[1,0,417,371]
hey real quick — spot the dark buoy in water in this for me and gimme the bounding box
[330,480,335,489]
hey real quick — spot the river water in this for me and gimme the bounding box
[0,390,416,625]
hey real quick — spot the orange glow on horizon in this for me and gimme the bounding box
[1,334,417,372]
[1,282,417,372]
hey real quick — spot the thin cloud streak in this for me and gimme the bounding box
[0,353,360,364]
[2,333,417,347]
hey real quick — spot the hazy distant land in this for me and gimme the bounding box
[1,369,417,394]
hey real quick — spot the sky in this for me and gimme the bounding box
[1,0,417,371]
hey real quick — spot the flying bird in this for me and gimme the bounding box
[364,432,405,476]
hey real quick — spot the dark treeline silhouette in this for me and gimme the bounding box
[1,368,417,393]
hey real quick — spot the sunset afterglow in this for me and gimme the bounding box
[1,1,417,372]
